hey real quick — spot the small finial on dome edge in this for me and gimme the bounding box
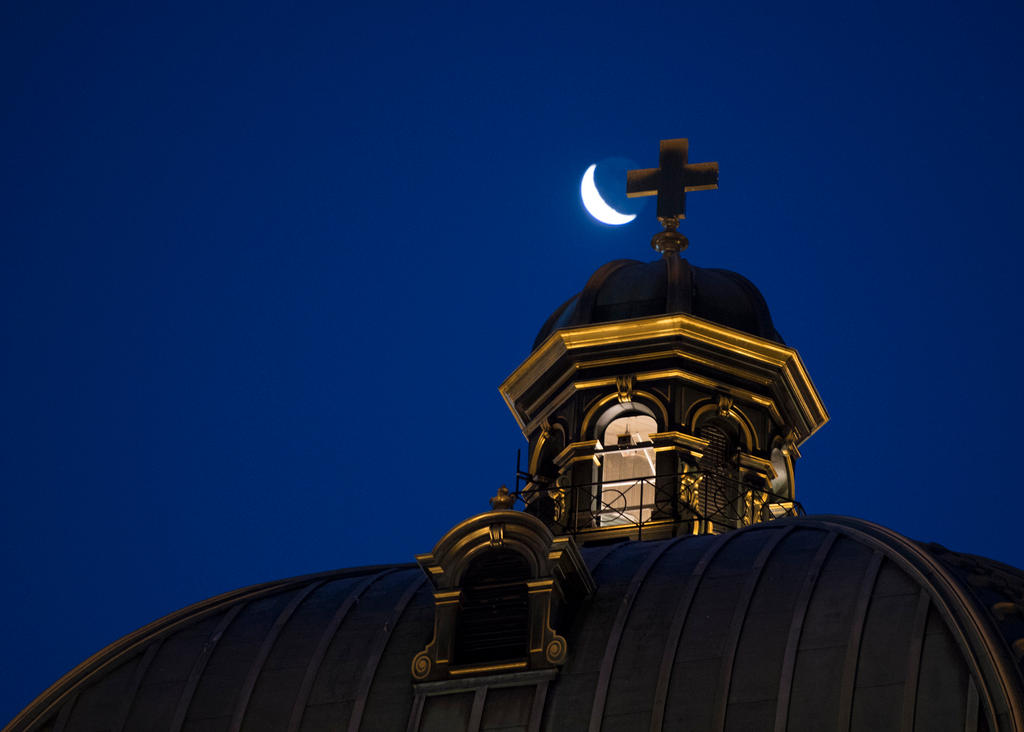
[490,485,515,510]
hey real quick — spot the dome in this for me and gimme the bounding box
[10,517,1024,731]
[533,254,783,351]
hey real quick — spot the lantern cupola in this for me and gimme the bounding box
[500,138,828,543]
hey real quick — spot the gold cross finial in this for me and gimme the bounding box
[626,138,718,253]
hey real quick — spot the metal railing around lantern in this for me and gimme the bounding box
[512,452,802,538]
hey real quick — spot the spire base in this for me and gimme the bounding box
[651,217,689,254]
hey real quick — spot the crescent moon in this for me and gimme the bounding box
[581,163,636,225]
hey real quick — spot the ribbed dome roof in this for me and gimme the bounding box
[10,517,1024,731]
[534,254,783,351]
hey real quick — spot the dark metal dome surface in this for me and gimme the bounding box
[533,255,783,351]
[8,517,1024,732]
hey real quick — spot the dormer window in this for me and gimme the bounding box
[454,549,530,666]
[413,510,595,682]
[596,414,658,526]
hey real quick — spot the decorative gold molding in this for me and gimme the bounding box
[570,518,680,544]
[519,366,787,440]
[500,313,827,446]
[578,389,670,439]
[448,660,529,677]
[738,453,775,476]
[529,420,568,476]
[488,523,504,547]
[593,349,773,386]
[637,369,785,424]
[615,374,635,404]
[650,430,707,450]
[687,398,760,452]
[508,347,775,434]
[505,314,793,400]
[553,440,602,469]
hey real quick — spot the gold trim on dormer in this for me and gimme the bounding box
[412,511,594,682]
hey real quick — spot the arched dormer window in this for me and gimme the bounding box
[454,549,530,666]
[413,511,594,681]
[595,411,658,527]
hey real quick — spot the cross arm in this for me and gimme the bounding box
[681,162,719,192]
[625,168,660,198]
[625,162,720,199]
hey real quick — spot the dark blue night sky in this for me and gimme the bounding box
[3,1,1023,722]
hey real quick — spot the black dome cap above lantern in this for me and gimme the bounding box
[533,255,783,351]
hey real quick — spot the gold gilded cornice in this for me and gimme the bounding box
[646,431,772,476]
[520,369,785,439]
[649,430,708,452]
[527,313,795,373]
[501,313,828,445]
[511,349,775,433]
[642,370,784,425]
[738,453,775,476]
[502,314,784,413]
[553,440,602,468]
